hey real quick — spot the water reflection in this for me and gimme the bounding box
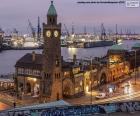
[68,48,78,58]
[0,40,140,74]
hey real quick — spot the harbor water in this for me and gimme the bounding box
[0,40,140,75]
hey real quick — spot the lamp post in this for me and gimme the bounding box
[134,50,137,85]
[85,56,94,104]
[90,58,93,105]
[13,73,16,108]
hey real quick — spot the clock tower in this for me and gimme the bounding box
[42,1,62,101]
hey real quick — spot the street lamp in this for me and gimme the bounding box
[90,58,93,104]
[85,56,94,104]
[13,73,16,108]
[134,50,137,85]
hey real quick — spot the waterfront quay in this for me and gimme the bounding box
[1,43,140,110]
[0,1,140,116]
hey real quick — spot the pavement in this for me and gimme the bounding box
[1,72,140,111]
[0,102,10,111]
[66,75,140,105]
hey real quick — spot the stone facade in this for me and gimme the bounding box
[15,2,140,104]
[15,1,85,102]
[42,1,62,101]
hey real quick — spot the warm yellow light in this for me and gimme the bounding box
[33,78,37,82]
[27,77,37,82]
[86,86,89,92]
[80,81,82,86]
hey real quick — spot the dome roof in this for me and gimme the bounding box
[109,44,126,51]
[108,44,127,54]
[47,1,57,16]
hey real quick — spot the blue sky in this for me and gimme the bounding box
[0,0,140,34]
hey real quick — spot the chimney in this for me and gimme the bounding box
[32,51,36,61]
[73,54,76,64]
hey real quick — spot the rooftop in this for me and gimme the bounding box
[15,53,80,71]
[108,44,127,54]
[15,53,43,70]
[109,44,126,51]
[47,1,57,16]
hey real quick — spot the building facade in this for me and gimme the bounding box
[41,1,62,101]
[15,2,140,103]
[15,1,85,102]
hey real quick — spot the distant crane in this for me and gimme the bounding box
[101,23,106,40]
[93,27,97,35]
[64,24,70,37]
[28,19,36,38]
[120,28,123,35]
[37,16,41,40]
[115,24,118,44]
[84,26,87,35]
[115,24,118,35]
[72,23,75,35]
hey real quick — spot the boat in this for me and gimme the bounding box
[84,40,114,48]
[0,28,4,52]
[84,24,115,48]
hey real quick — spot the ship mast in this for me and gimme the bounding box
[64,24,70,37]
[115,24,118,44]
[72,23,75,35]
[37,16,41,41]
[84,26,87,35]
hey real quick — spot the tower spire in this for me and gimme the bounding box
[47,1,57,16]
[42,0,62,101]
[47,1,57,25]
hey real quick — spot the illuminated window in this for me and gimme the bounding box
[55,55,60,67]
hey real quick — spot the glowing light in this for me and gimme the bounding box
[80,81,82,86]
[68,48,77,57]
[124,86,129,94]
[86,86,89,93]
[109,87,113,93]
[33,78,37,82]
[27,77,37,82]
[117,39,123,45]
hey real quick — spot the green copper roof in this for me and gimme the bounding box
[132,43,140,48]
[47,1,57,16]
[109,44,126,51]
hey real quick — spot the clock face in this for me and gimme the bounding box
[54,30,59,38]
[46,30,51,37]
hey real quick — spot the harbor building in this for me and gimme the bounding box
[15,53,85,100]
[107,45,130,82]
[15,1,85,102]
[15,1,140,103]
[96,44,140,85]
